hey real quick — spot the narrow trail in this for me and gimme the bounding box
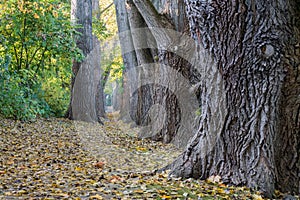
[0,116,281,199]
[76,112,182,173]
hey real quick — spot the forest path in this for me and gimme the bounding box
[0,117,273,199]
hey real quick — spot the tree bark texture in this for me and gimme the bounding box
[126,0,156,126]
[67,0,101,123]
[93,0,106,121]
[166,0,300,197]
[114,0,139,122]
[120,0,202,148]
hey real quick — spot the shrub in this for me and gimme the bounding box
[0,67,51,120]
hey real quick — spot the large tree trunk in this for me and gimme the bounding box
[126,0,156,126]
[66,0,101,123]
[118,0,201,148]
[114,0,139,122]
[93,0,106,120]
[165,0,300,197]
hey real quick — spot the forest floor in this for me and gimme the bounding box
[0,113,294,200]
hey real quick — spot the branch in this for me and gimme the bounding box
[28,46,42,66]
[100,2,114,15]
[131,0,176,48]
[132,0,173,28]
[132,0,197,64]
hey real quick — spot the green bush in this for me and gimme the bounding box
[0,0,82,120]
[40,76,70,117]
[0,67,51,120]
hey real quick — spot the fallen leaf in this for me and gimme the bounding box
[207,175,222,184]
[89,194,103,199]
[94,161,105,169]
[252,194,264,200]
[160,195,172,199]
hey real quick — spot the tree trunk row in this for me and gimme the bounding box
[115,0,300,197]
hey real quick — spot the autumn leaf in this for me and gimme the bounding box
[33,13,39,19]
[89,194,103,200]
[75,166,83,171]
[252,194,264,200]
[207,175,222,184]
[94,161,105,169]
[53,11,58,18]
[108,175,123,183]
[135,146,147,152]
[0,117,289,199]
[160,195,172,199]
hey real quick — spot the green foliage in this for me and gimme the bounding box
[0,67,50,120]
[97,1,124,96]
[0,0,82,120]
[104,82,113,95]
[101,40,123,94]
[40,75,70,117]
[0,0,82,72]
[195,108,201,116]
[0,0,123,120]
[92,17,112,41]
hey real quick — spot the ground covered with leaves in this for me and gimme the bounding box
[0,116,295,199]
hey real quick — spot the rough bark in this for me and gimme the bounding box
[166,0,300,197]
[126,0,156,126]
[66,0,101,123]
[114,0,139,122]
[127,0,201,147]
[112,81,121,111]
[93,0,105,120]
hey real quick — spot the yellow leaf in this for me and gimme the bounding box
[252,194,264,200]
[136,147,147,151]
[75,166,83,171]
[157,189,167,194]
[133,189,144,194]
[34,13,39,19]
[90,194,103,200]
[160,195,172,199]
[216,188,226,194]
[53,11,58,18]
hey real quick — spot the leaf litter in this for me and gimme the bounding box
[0,116,295,199]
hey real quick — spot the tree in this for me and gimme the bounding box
[114,0,139,122]
[67,0,103,123]
[118,0,300,197]
[92,0,105,120]
[0,0,81,119]
[115,0,201,147]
